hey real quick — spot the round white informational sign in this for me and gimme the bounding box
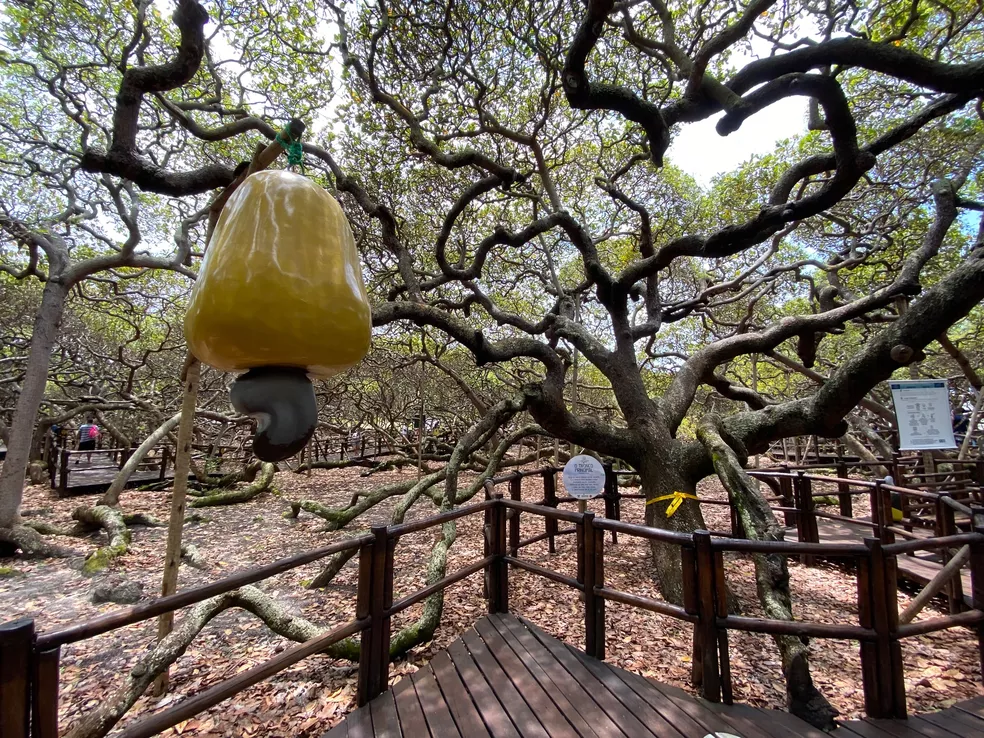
[562,454,606,499]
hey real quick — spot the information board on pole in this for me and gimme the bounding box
[562,454,606,499]
[888,379,957,450]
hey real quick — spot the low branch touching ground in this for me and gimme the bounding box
[188,462,274,507]
[73,505,131,575]
[0,524,80,558]
[698,415,838,730]
[307,545,359,589]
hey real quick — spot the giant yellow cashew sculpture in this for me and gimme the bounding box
[185,170,371,461]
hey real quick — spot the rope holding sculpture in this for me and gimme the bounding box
[184,154,372,461]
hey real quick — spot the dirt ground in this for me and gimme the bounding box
[1,465,981,737]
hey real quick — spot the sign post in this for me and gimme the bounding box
[563,454,606,512]
[888,379,957,451]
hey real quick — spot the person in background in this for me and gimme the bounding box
[77,419,100,463]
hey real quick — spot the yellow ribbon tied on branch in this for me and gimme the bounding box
[646,491,700,518]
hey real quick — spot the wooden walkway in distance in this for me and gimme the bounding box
[324,613,847,738]
[796,517,973,607]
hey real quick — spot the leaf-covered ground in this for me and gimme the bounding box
[1,465,980,737]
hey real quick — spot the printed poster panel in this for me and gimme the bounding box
[562,454,606,499]
[888,379,957,450]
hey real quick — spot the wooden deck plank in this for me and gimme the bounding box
[489,614,627,738]
[917,707,984,735]
[625,670,797,738]
[831,719,901,737]
[447,638,522,738]
[956,696,984,719]
[721,704,829,738]
[325,614,984,738]
[413,665,462,737]
[607,667,721,738]
[369,689,402,738]
[485,614,606,738]
[558,641,692,738]
[430,650,492,738]
[861,717,961,737]
[909,715,969,737]
[461,628,550,738]
[345,699,374,738]
[474,617,592,737]
[392,670,431,737]
[516,617,658,738]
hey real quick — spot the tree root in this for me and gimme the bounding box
[73,506,131,575]
[188,462,274,507]
[123,512,166,528]
[0,524,80,558]
[698,416,838,730]
[307,546,359,589]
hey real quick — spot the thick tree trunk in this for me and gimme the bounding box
[0,280,68,528]
[639,455,707,606]
[100,412,181,506]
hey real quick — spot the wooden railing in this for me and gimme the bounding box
[47,447,173,495]
[4,471,984,737]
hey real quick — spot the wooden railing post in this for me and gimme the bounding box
[793,472,816,562]
[681,545,701,687]
[58,449,69,493]
[870,480,883,541]
[936,495,964,613]
[488,494,508,614]
[713,548,732,704]
[158,446,170,483]
[356,527,392,705]
[968,506,984,684]
[862,537,904,718]
[542,469,558,553]
[603,463,619,544]
[778,466,794,527]
[32,645,60,738]
[580,513,605,659]
[876,481,895,545]
[508,474,522,557]
[0,618,34,738]
[891,452,904,488]
[856,547,880,717]
[693,531,720,702]
[836,461,853,517]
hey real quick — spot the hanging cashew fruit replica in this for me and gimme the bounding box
[185,170,371,461]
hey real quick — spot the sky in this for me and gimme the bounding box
[667,95,809,186]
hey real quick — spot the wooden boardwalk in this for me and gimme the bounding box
[327,613,936,738]
[54,452,175,495]
[796,517,973,606]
